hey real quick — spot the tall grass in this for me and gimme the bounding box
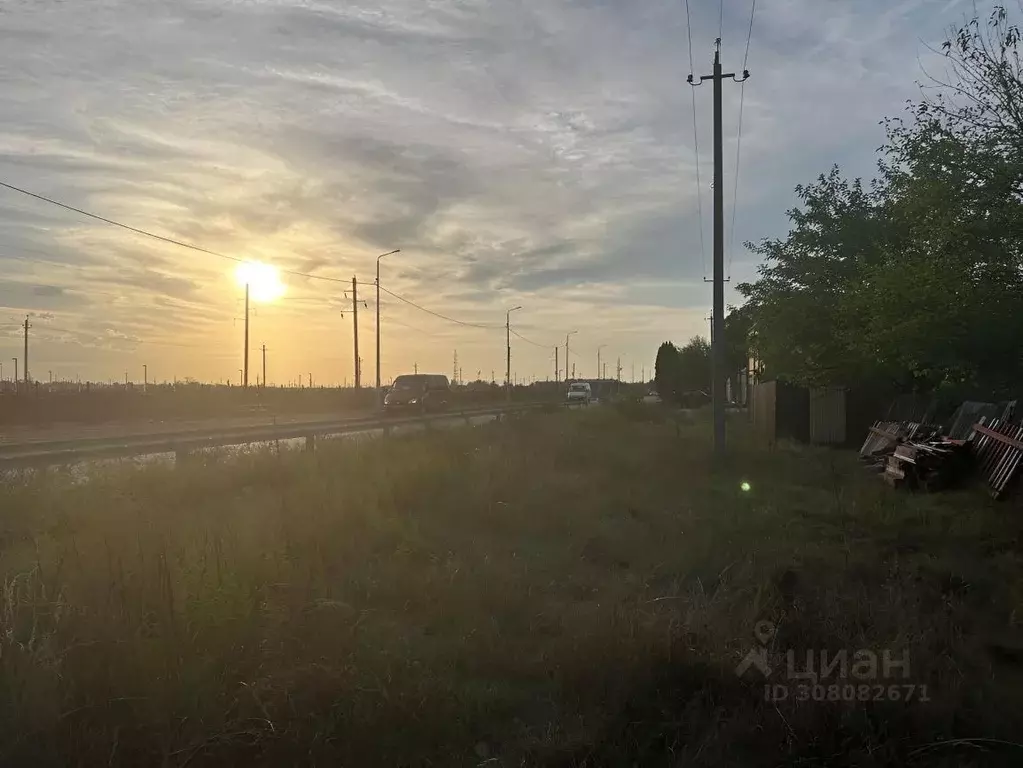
[1,408,1022,766]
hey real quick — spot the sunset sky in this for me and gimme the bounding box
[0,0,973,385]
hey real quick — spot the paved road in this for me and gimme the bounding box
[0,409,367,447]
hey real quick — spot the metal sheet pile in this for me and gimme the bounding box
[858,400,1022,498]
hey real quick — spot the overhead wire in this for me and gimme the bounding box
[727,0,757,281]
[510,328,554,349]
[0,181,599,369]
[378,285,501,330]
[0,182,518,333]
[684,0,708,280]
[0,180,351,285]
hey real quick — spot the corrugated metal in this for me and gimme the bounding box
[809,387,847,445]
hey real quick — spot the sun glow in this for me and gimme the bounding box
[235,262,285,302]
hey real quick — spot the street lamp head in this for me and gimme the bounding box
[378,249,400,261]
[509,305,523,312]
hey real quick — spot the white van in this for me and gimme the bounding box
[565,382,592,405]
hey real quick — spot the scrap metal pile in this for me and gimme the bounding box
[859,400,1021,498]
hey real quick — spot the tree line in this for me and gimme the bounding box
[658,5,1023,405]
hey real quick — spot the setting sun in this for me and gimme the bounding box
[235,261,285,302]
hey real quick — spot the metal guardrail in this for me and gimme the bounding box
[0,403,548,468]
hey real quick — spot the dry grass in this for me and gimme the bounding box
[1,406,1023,767]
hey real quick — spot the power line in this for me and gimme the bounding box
[684,0,708,279]
[378,285,500,330]
[727,0,757,280]
[0,180,352,285]
[510,328,552,349]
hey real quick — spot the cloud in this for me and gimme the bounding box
[0,0,988,382]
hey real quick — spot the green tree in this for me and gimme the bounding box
[736,4,1023,397]
[676,336,711,394]
[654,341,680,404]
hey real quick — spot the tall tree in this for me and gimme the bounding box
[736,4,1023,397]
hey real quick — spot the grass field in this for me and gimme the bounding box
[2,405,1022,767]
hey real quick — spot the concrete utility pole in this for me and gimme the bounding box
[554,347,558,384]
[351,276,361,388]
[414,362,418,375]
[22,315,30,384]
[143,364,148,392]
[506,305,522,399]
[375,249,399,408]
[243,283,250,387]
[690,39,749,459]
[261,344,267,388]
[565,330,577,383]
[597,345,606,381]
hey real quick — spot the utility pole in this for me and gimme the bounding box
[603,362,607,379]
[506,305,522,400]
[351,276,361,388]
[565,330,577,383]
[22,315,30,384]
[690,38,749,459]
[414,362,418,375]
[308,373,312,388]
[597,345,606,381]
[243,283,250,387]
[554,347,558,384]
[631,362,635,383]
[375,249,399,409]
[143,364,148,392]
[11,358,17,389]
[453,350,458,384]
[261,345,267,388]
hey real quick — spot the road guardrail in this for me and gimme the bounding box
[0,402,549,468]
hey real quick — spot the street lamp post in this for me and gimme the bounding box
[597,344,606,381]
[243,282,249,387]
[565,331,578,383]
[375,249,401,409]
[506,305,523,400]
[11,358,17,391]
